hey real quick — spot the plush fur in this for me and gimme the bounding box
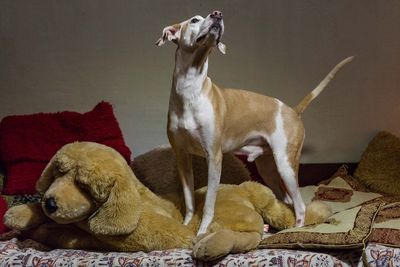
[4,142,331,260]
[132,145,251,198]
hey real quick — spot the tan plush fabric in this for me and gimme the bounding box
[132,145,251,196]
[354,131,400,196]
[4,142,331,261]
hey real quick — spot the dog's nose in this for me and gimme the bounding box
[44,197,58,214]
[210,10,223,20]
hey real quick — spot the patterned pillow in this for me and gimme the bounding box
[300,173,381,215]
[260,201,382,249]
[319,165,370,192]
[369,202,400,247]
[259,168,384,249]
[2,194,41,208]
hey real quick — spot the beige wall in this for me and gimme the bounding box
[1,1,399,162]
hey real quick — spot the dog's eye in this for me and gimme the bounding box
[191,18,200,24]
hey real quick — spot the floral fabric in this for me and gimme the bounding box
[0,238,399,267]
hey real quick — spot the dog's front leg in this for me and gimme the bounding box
[175,148,195,225]
[197,150,222,235]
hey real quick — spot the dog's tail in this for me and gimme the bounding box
[294,56,354,115]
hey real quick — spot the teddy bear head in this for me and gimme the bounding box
[36,142,141,235]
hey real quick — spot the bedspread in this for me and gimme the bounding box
[0,238,399,267]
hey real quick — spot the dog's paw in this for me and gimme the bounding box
[192,230,234,261]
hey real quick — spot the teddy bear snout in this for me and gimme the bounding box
[44,197,58,214]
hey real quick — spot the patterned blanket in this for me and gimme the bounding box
[0,238,399,267]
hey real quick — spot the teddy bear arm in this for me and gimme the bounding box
[239,181,331,230]
[193,230,261,261]
[132,212,195,251]
[239,181,297,230]
[23,223,106,250]
[4,203,50,231]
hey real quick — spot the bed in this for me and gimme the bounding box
[0,236,398,266]
[0,162,399,267]
[0,104,399,266]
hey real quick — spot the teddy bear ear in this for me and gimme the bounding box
[76,162,142,236]
[36,158,56,194]
[36,153,75,194]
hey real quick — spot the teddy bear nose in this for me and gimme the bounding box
[44,197,58,214]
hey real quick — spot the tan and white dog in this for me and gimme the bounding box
[156,10,353,235]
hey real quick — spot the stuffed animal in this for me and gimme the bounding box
[132,144,252,198]
[4,142,331,261]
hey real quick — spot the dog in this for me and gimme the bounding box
[156,10,353,235]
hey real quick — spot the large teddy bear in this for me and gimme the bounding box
[4,142,331,260]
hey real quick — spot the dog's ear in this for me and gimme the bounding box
[76,162,142,235]
[155,24,181,46]
[217,42,226,55]
[36,153,75,194]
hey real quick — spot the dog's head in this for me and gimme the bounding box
[156,10,226,54]
[36,142,141,235]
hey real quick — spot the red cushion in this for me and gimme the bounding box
[0,102,131,195]
[0,195,8,233]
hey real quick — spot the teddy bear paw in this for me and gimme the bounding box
[4,204,43,230]
[192,230,234,261]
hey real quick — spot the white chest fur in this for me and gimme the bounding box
[169,67,215,153]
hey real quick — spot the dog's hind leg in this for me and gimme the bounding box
[255,154,288,203]
[272,141,305,227]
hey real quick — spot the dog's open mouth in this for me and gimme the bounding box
[196,34,207,43]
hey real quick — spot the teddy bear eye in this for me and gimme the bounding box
[191,18,200,24]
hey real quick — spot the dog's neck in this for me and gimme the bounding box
[171,47,212,102]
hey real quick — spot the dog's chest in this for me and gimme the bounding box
[168,93,215,152]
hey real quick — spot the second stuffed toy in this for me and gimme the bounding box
[4,142,331,261]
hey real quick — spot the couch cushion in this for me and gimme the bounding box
[259,167,384,249]
[301,173,381,214]
[260,201,382,249]
[354,131,400,196]
[369,202,400,247]
[0,102,131,195]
